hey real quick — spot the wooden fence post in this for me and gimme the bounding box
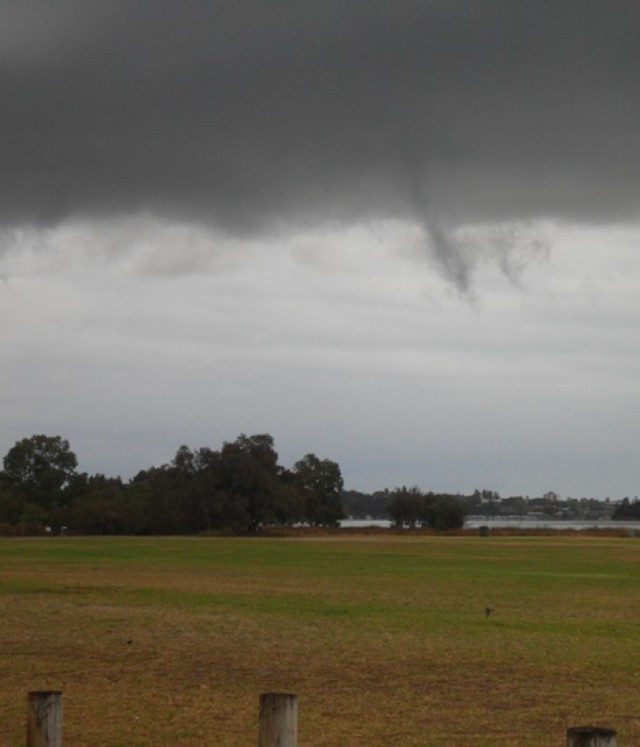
[258,692,297,747]
[27,691,63,747]
[566,726,617,746]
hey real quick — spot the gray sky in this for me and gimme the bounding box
[1,1,639,498]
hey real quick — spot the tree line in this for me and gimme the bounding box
[343,487,468,530]
[611,497,640,521]
[0,433,470,536]
[0,434,345,535]
[2,434,628,536]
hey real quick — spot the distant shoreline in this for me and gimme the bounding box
[341,517,640,530]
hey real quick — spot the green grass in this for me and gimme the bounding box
[1,535,640,744]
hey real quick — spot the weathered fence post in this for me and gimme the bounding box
[566,726,617,747]
[27,691,63,747]
[258,692,297,747]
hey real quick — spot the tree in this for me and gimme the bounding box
[342,489,391,520]
[69,475,128,534]
[132,464,190,534]
[612,497,640,520]
[388,486,424,528]
[217,434,281,532]
[293,453,344,526]
[0,485,24,525]
[422,493,467,531]
[2,435,77,510]
[388,487,467,530]
[172,445,198,476]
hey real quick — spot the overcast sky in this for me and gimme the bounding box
[1,1,639,498]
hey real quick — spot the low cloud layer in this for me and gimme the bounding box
[2,1,639,240]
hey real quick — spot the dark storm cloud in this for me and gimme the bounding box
[2,1,640,233]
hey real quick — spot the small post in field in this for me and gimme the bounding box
[566,726,617,746]
[27,691,63,747]
[258,692,297,747]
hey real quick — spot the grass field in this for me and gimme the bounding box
[1,533,639,745]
